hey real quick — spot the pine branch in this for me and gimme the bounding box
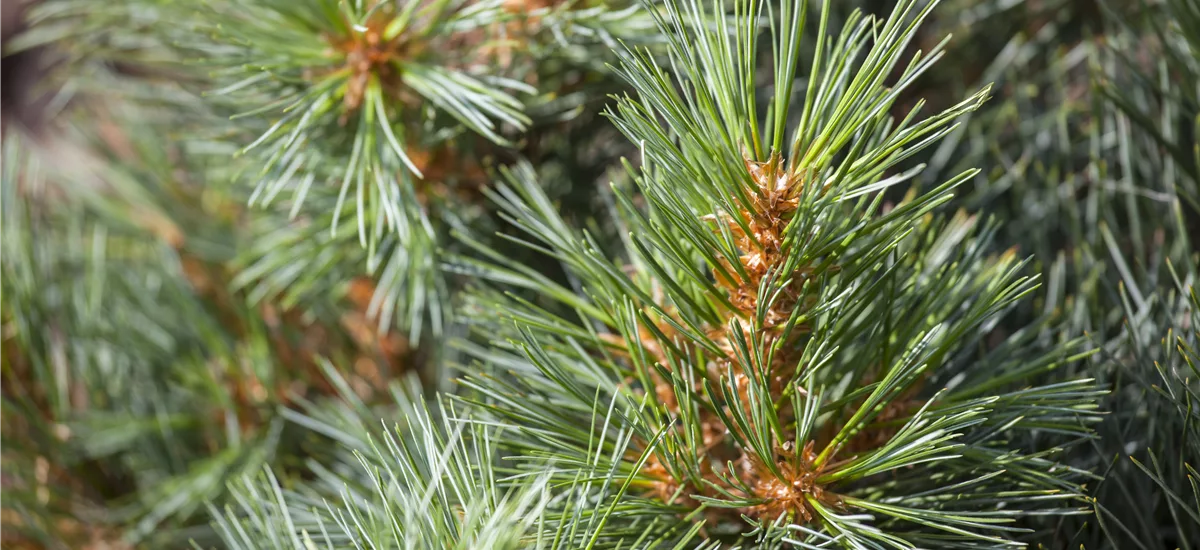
[204,373,684,549]
[447,0,1102,546]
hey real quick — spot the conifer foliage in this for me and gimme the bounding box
[457,0,1101,545]
[2,0,645,547]
[2,0,1199,548]
[191,0,653,342]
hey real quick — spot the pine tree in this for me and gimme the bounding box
[209,0,1104,546]
[184,0,657,345]
[4,0,1200,548]
[2,0,650,547]
[458,0,1104,545]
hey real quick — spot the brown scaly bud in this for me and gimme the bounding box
[324,6,420,123]
[503,0,562,11]
[704,153,808,327]
[618,152,863,527]
[739,441,843,523]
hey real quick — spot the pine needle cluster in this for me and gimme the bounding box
[2,0,1198,548]
[2,0,645,547]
